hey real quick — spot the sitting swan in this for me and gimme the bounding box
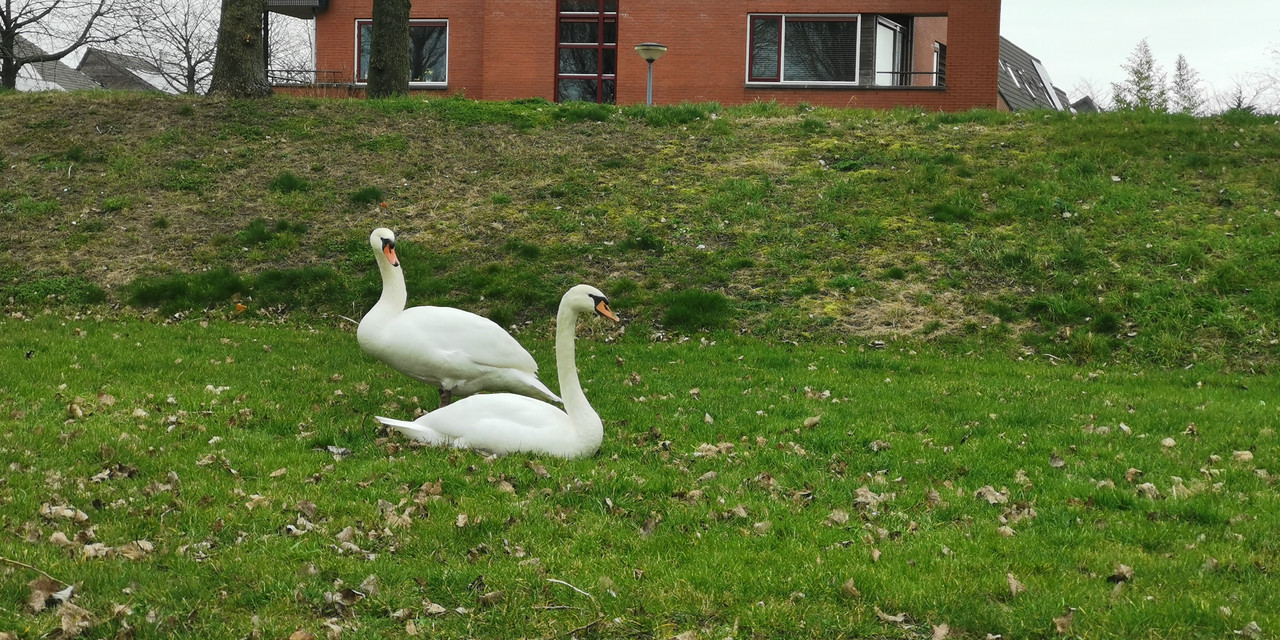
[374,284,619,459]
[356,228,559,406]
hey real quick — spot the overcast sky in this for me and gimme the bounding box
[1000,1,1280,104]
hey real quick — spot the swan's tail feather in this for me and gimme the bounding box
[374,415,451,445]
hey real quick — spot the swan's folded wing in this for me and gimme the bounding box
[400,306,541,371]
[420,394,572,454]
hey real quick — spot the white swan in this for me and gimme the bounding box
[356,228,560,406]
[374,284,619,459]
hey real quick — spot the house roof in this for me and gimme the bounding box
[997,36,1064,112]
[11,35,101,91]
[77,47,173,92]
[267,0,328,19]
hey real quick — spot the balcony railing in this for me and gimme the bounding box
[267,69,347,86]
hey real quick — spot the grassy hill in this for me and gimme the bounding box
[2,92,1279,368]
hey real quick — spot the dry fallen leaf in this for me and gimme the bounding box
[1007,573,1026,597]
[1233,450,1255,463]
[803,416,821,429]
[974,485,1009,505]
[478,590,504,607]
[424,600,447,616]
[1161,437,1177,448]
[1236,621,1263,639]
[1136,482,1161,499]
[1053,608,1075,634]
[752,521,772,535]
[874,606,907,624]
[826,509,850,526]
[1125,468,1143,483]
[1049,454,1065,468]
[59,602,96,638]
[932,623,951,640]
[270,468,288,478]
[288,630,317,640]
[841,578,861,598]
[456,513,469,527]
[28,576,69,613]
[1108,563,1134,583]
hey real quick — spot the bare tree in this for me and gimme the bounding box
[0,0,144,90]
[265,11,314,83]
[1111,38,1168,112]
[1170,54,1204,116]
[1070,77,1113,111]
[208,0,269,97]
[110,0,218,94]
[1211,75,1269,115]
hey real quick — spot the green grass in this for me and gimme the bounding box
[2,92,1279,372]
[0,314,1276,639]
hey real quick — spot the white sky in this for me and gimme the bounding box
[1000,1,1280,104]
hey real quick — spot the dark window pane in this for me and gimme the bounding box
[601,48,616,75]
[603,0,617,12]
[358,23,371,80]
[603,20,617,44]
[560,21,598,43]
[559,48,598,74]
[560,0,598,12]
[750,17,779,80]
[601,79,615,104]
[783,20,858,82]
[409,25,447,83]
[558,78,598,102]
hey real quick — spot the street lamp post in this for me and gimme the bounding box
[633,43,668,106]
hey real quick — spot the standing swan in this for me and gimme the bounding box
[357,228,560,406]
[374,284,619,459]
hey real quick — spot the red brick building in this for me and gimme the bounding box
[268,0,1001,111]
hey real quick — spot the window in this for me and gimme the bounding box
[933,42,946,87]
[557,0,617,103]
[874,17,905,86]
[748,14,860,83]
[356,19,447,85]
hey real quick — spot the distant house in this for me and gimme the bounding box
[996,36,1071,112]
[78,48,174,93]
[9,35,100,92]
[264,0,1003,111]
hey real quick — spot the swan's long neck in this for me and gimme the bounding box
[371,255,407,319]
[555,300,602,447]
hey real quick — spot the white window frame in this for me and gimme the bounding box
[354,18,449,87]
[745,13,863,86]
[874,16,906,86]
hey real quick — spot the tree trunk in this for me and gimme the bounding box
[366,0,410,99]
[208,0,271,98]
[1,31,19,90]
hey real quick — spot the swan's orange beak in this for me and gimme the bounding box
[596,300,620,322]
[384,244,399,267]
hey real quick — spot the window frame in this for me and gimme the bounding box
[745,13,863,86]
[354,18,449,87]
[874,16,906,86]
[555,0,618,103]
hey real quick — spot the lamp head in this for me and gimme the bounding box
[634,42,668,63]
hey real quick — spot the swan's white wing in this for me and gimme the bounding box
[394,306,540,372]
[415,394,584,456]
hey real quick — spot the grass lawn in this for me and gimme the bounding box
[2,312,1277,639]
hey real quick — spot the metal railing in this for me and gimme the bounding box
[267,69,347,86]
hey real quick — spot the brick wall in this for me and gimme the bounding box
[303,0,1000,111]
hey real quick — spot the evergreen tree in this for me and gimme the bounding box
[1170,54,1204,115]
[1111,39,1168,112]
[366,0,410,99]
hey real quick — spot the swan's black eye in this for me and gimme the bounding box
[382,238,395,250]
